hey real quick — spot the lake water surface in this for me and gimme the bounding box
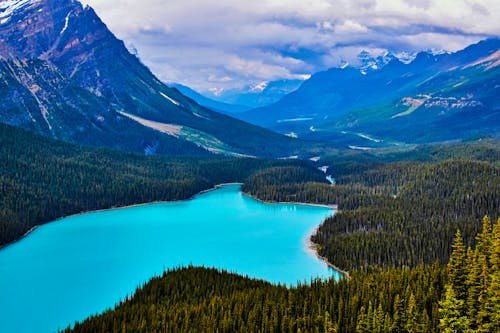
[0,184,340,333]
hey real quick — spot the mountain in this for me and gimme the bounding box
[205,79,305,109]
[238,39,500,145]
[0,0,302,158]
[356,49,399,72]
[171,83,251,114]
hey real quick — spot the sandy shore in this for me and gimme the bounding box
[304,225,350,279]
[243,192,348,278]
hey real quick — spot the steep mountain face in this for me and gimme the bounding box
[0,0,300,157]
[239,39,500,145]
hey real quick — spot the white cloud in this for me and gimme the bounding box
[334,20,369,34]
[81,0,499,92]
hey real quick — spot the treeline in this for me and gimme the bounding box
[66,264,446,333]
[243,160,500,271]
[0,123,310,246]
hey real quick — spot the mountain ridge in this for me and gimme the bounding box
[237,38,500,146]
[0,0,302,157]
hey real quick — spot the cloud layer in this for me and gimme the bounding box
[81,0,499,93]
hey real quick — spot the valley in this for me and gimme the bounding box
[0,0,499,332]
[0,184,338,333]
[234,39,500,147]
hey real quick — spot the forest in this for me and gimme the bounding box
[0,122,307,246]
[2,120,499,332]
[243,160,500,270]
[66,217,499,333]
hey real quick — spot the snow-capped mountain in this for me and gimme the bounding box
[202,79,305,109]
[237,39,500,145]
[0,0,301,157]
[356,50,398,72]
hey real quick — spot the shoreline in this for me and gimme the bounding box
[304,225,350,279]
[242,191,338,210]
[0,182,243,251]
[243,192,347,278]
[0,225,42,251]
[1,183,349,279]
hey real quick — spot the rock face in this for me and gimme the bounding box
[0,0,298,157]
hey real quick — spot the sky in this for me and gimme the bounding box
[81,0,499,94]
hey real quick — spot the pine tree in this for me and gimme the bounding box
[391,294,406,333]
[476,259,492,332]
[447,229,468,310]
[484,218,500,332]
[356,306,369,333]
[372,303,385,333]
[323,311,336,333]
[406,293,421,333]
[438,285,469,333]
[476,216,493,264]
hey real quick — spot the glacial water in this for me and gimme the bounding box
[0,184,340,333]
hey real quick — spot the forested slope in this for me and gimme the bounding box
[67,265,446,333]
[0,122,309,246]
[2,120,499,332]
[243,160,500,270]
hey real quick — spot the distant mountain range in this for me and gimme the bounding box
[171,84,251,114]
[174,50,414,114]
[0,0,302,158]
[193,79,305,110]
[237,39,500,147]
[1,0,498,156]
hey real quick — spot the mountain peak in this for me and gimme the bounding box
[0,0,300,158]
[0,0,88,59]
[0,0,40,26]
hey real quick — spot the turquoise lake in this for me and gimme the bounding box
[0,184,340,333]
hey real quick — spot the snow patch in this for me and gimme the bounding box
[309,156,321,162]
[250,81,269,93]
[326,175,335,185]
[0,0,41,23]
[394,51,417,64]
[285,132,298,138]
[60,11,71,35]
[348,145,373,151]
[356,132,381,143]
[160,91,181,106]
[277,117,314,123]
[318,166,335,184]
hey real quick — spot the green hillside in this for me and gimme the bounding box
[0,122,315,246]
